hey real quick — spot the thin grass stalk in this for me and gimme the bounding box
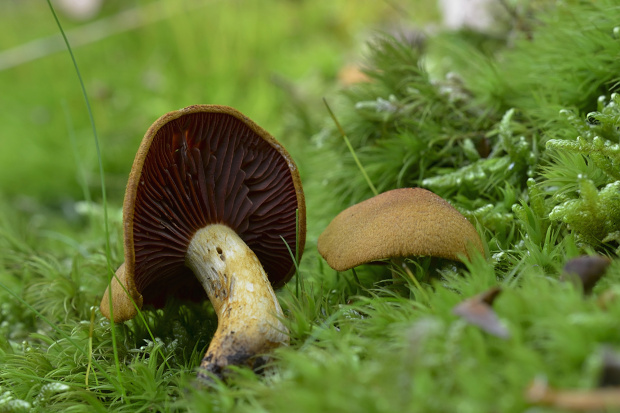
[49,0,176,386]
[281,210,302,297]
[62,100,92,206]
[295,208,301,298]
[323,98,379,196]
[44,0,125,399]
[85,305,98,388]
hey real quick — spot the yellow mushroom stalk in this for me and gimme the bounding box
[186,225,288,377]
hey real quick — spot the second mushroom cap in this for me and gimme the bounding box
[317,187,484,271]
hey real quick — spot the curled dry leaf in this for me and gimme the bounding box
[561,255,611,294]
[452,286,510,339]
[527,378,620,411]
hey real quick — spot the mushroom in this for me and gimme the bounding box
[317,188,483,272]
[100,105,306,379]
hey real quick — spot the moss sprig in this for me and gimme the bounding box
[540,94,620,251]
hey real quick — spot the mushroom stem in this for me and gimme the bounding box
[390,257,430,303]
[185,224,289,379]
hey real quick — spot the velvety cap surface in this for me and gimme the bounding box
[317,188,483,271]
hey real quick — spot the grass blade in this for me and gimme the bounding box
[45,0,125,400]
[323,97,378,196]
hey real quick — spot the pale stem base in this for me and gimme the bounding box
[185,224,289,378]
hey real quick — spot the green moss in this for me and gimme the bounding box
[541,94,620,250]
[4,0,620,412]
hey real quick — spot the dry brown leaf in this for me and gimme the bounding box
[561,255,611,294]
[452,286,509,339]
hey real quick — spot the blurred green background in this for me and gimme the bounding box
[0,0,434,205]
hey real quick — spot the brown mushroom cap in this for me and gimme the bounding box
[103,105,306,318]
[317,188,483,271]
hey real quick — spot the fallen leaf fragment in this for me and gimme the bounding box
[561,255,611,294]
[452,286,509,339]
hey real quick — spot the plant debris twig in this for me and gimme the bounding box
[527,377,620,411]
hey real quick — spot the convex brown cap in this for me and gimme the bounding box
[101,105,306,321]
[317,188,483,271]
